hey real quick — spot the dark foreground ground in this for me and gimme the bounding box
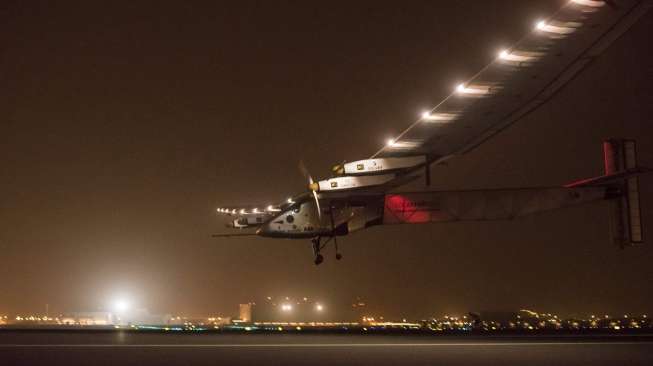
[1,330,652,366]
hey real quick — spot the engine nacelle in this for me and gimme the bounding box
[313,174,396,192]
[232,215,267,228]
[332,156,425,176]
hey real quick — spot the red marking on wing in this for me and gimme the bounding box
[384,194,431,223]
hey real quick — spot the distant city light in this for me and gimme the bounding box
[113,299,129,313]
[5,307,653,332]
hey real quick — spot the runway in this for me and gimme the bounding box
[2,331,652,366]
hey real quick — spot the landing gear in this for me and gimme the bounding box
[310,235,342,265]
[311,237,323,266]
[334,236,342,260]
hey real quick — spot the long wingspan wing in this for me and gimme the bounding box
[217,1,650,215]
[215,203,283,229]
[372,0,650,165]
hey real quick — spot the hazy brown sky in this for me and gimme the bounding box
[1,0,652,319]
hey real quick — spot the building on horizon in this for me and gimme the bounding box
[60,312,113,326]
[239,303,252,323]
[240,296,367,323]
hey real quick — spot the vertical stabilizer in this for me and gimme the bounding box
[604,139,643,247]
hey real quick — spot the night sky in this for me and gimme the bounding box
[1,0,652,319]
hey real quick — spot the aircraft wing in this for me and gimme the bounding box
[216,203,283,228]
[215,0,651,228]
[371,0,650,167]
[215,193,318,228]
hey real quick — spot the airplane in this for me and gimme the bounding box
[213,0,652,265]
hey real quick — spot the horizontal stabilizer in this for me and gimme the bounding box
[211,233,258,238]
[564,166,649,188]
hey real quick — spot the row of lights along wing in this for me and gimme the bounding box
[217,198,296,215]
[216,206,283,215]
[386,0,600,148]
[215,0,602,212]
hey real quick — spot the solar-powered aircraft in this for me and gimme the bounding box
[214,0,651,265]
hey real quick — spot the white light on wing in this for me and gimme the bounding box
[266,205,281,212]
[535,20,579,34]
[456,83,491,96]
[571,0,605,7]
[498,49,538,63]
[386,139,421,149]
[421,112,458,122]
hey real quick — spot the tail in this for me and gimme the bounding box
[566,139,647,248]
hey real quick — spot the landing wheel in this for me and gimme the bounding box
[311,237,321,256]
[314,254,324,265]
[335,253,342,261]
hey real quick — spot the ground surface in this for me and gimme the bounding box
[1,330,652,366]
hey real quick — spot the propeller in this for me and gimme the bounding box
[299,160,321,220]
